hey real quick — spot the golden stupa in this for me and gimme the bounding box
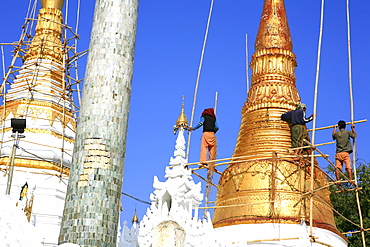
[213,0,343,237]
[0,0,75,174]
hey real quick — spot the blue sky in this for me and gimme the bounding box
[1,0,369,228]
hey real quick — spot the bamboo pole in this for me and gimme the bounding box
[0,45,7,161]
[188,153,327,169]
[0,167,69,178]
[22,139,72,152]
[304,140,346,193]
[198,200,273,209]
[246,237,299,244]
[308,119,366,131]
[331,187,361,194]
[309,0,325,240]
[291,141,334,149]
[312,241,334,247]
[313,192,363,230]
[342,228,370,235]
[245,33,250,94]
[192,171,218,188]
[186,0,215,160]
[346,0,365,244]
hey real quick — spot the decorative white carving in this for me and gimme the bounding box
[121,128,219,247]
[118,221,139,247]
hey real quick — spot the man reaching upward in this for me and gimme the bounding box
[332,120,356,185]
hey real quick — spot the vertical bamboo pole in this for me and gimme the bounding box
[310,0,325,239]
[346,0,365,245]
[187,0,215,159]
[246,34,250,94]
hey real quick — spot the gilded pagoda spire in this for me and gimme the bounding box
[213,0,343,239]
[255,0,292,51]
[24,0,64,62]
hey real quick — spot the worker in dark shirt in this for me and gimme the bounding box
[190,108,219,164]
[281,103,314,157]
[332,120,356,184]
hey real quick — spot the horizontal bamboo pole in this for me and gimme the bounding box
[22,139,72,152]
[342,228,370,235]
[187,142,333,168]
[0,43,19,46]
[332,187,362,194]
[245,237,299,244]
[328,180,355,184]
[308,119,367,132]
[198,200,273,209]
[312,240,333,247]
[291,141,335,150]
[0,167,68,178]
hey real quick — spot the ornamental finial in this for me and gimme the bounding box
[174,96,189,134]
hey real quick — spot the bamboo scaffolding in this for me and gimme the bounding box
[191,143,366,242]
[0,2,84,184]
[313,192,363,231]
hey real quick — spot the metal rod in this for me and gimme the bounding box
[5,132,18,195]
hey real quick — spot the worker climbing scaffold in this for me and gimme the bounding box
[190,108,219,165]
[332,120,357,186]
[281,103,314,158]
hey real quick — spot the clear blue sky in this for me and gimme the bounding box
[1,1,369,227]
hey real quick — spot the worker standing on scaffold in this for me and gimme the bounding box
[332,120,357,186]
[190,108,219,165]
[281,103,314,158]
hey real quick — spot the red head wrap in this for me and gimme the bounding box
[201,108,216,119]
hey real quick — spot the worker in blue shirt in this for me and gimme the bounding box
[281,103,314,157]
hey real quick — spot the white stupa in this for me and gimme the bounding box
[122,104,219,247]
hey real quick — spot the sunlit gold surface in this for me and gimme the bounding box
[213,0,343,239]
[132,212,139,224]
[175,103,188,129]
[255,0,292,51]
[0,99,75,133]
[41,0,64,10]
[24,6,64,62]
[77,138,111,187]
[0,158,70,175]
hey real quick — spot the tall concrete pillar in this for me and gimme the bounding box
[59,0,138,246]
